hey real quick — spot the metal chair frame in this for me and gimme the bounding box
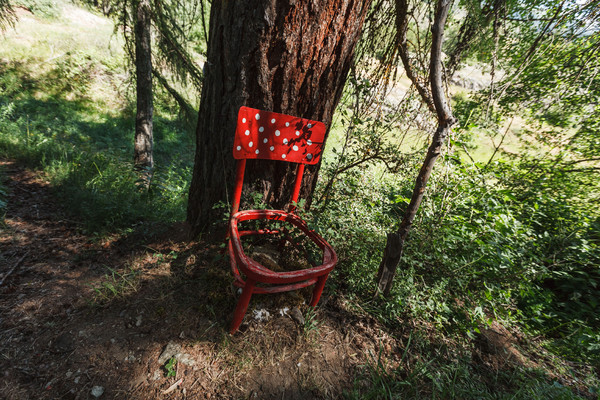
[227,106,337,334]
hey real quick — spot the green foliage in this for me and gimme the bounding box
[302,307,320,337]
[0,30,193,234]
[164,356,177,377]
[12,0,61,18]
[0,0,15,31]
[346,334,583,399]
[313,137,599,393]
[90,266,139,304]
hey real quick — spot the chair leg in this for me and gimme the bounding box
[309,274,329,307]
[230,278,256,334]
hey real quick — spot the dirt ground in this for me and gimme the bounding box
[0,160,404,399]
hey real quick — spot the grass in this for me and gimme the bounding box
[89,265,140,304]
[0,2,194,234]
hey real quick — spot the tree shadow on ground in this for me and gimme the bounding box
[0,165,366,399]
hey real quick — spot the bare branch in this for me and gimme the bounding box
[395,0,436,114]
[430,0,456,125]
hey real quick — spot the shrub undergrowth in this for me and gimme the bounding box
[313,144,599,397]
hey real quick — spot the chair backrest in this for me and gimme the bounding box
[233,106,326,165]
[231,107,327,214]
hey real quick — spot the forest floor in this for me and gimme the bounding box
[1,162,596,400]
[0,160,399,399]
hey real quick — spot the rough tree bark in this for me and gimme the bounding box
[133,0,154,170]
[187,0,372,236]
[376,0,457,296]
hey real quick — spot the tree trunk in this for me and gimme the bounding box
[376,0,456,296]
[133,0,154,170]
[376,124,453,295]
[187,0,372,236]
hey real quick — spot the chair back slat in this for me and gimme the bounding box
[233,107,326,165]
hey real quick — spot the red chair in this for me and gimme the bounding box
[228,106,337,334]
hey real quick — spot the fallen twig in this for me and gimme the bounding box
[0,251,29,287]
[162,378,183,395]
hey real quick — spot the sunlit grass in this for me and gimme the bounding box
[0,2,192,234]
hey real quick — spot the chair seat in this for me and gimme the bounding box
[228,209,337,285]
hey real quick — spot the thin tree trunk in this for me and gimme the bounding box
[134,0,154,170]
[376,0,457,296]
[187,0,372,237]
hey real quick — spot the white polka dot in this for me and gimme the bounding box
[270,146,274,151]
[236,145,241,151]
[295,131,300,136]
[259,126,264,132]
[263,138,268,143]
[271,118,276,124]
[242,118,246,123]
[249,141,253,147]
[255,113,260,120]
[307,140,312,145]
[255,149,259,154]
[281,154,286,159]
[245,129,250,136]
[275,130,280,136]
[307,123,312,128]
[307,153,312,160]
[285,122,290,127]
[283,138,288,144]
[292,145,298,151]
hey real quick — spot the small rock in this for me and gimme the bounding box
[178,353,196,366]
[279,307,290,317]
[110,338,116,344]
[151,369,162,381]
[74,377,80,384]
[158,341,182,365]
[253,308,270,321]
[65,371,73,378]
[91,385,104,397]
[157,341,197,366]
[135,315,142,327]
[290,308,304,325]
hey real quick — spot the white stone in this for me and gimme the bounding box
[91,386,104,398]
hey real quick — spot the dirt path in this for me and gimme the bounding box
[0,161,396,399]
